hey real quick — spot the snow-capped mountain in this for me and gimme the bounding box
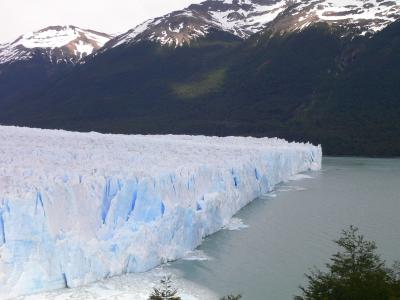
[0,25,112,65]
[105,0,400,48]
[106,0,289,48]
[267,0,400,37]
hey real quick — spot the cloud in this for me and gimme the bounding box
[0,0,204,43]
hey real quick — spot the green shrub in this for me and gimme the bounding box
[295,226,400,300]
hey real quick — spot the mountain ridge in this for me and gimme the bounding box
[103,0,400,49]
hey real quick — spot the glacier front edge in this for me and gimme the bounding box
[0,126,322,298]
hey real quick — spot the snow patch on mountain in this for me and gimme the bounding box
[19,27,85,49]
[209,0,287,36]
[0,126,321,298]
[315,0,399,34]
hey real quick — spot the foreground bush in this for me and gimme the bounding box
[295,226,400,300]
[220,295,242,300]
[148,275,182,300]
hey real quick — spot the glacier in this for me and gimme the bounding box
[0,126,321,298]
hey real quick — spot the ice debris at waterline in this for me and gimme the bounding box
[0,126,321,298]
[14,267,218,300]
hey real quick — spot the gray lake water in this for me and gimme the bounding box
[169,157,400,300]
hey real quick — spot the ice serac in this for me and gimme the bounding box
[0,126,322,298]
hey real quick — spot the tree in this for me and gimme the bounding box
[148,275,182,300]
[295,226,400,300]
[220,295,242,300]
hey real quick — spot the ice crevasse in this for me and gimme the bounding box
[0,126,322,298]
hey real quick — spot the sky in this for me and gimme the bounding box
[0,0,204,43]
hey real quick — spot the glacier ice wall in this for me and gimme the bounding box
[0,126,321,298]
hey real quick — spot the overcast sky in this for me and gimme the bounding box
[0,0,204,43]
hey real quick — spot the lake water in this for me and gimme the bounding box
[169,157,400,299]
[17,157,400,300]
